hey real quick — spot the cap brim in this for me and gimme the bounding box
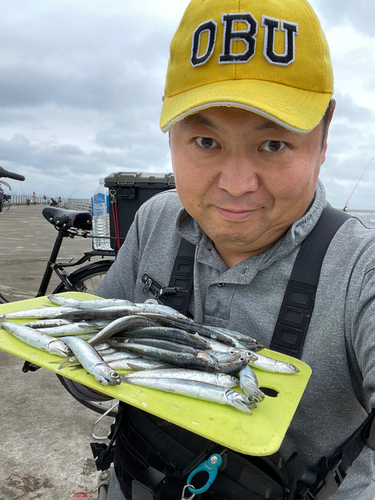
[160,79,332,134]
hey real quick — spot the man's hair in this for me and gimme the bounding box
[321,101,333,150]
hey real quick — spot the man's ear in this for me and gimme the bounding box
[321,99,336,165]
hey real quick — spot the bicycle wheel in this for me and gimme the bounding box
[52,260,113,295]
[56,374,118,417]
[54,261,118,415]
[2,200,10,211]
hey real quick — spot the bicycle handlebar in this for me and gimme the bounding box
[0,166,25,181]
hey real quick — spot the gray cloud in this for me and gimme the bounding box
[0,0,374,213]
[312,0,375,35]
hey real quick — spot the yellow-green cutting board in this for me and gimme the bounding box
[0,292,311,455]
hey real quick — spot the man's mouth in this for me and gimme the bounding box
[215,206,258,222]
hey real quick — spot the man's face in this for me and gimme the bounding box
[170,105,333,267]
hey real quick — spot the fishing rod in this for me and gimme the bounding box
[344,156,374,210]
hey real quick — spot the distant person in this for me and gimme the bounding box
[57,196,62,207]
[32,191,36,205]
[50,198,57,207]
[0,185,3,214]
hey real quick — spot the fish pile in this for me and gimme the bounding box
[0,294,300,414]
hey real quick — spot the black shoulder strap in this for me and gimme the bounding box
[270,206,350,358]
[159,237,195,315]
[296,409,375,500]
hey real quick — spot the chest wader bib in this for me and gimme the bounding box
[93,207,375,500]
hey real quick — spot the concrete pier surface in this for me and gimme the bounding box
[0,204,114,500]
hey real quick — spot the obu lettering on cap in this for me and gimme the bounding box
[191,14,298,67]
[160,0,333,134]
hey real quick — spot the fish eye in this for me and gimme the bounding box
[260,140,286,152]
[195,137,218,149]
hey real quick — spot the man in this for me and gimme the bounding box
[0,185,3,214]
[97,0,375,498]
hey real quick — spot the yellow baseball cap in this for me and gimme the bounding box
[160,0,333,133]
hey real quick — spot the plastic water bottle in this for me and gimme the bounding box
[91,179,111,251]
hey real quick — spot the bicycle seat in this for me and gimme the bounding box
[42,207,92,230]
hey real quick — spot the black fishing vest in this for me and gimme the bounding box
[93,207,375,500]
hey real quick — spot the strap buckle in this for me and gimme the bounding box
[303,456,345,500]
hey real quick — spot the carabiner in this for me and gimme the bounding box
[186,453,223,495]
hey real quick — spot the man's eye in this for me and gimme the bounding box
[195,137,218,149]
[261,140,286,152]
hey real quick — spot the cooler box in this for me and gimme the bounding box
[104,172,175,251]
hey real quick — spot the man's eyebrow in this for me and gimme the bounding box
[254,120,284,131]
[179,112,218,130]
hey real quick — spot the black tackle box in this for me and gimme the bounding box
[104,171,175,251]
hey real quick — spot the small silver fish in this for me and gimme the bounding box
[122,368,239,388]
[203,338,258,361]
[0,319,71,357]
[24,319,72,328]
[122,338,198,355]
[34,321,102,337]
[2,306,77,320]
[133,302,189,320]
[239,366,265,403]
[101,351,139,362]
[248,352,299,374]
[88,315,159,346]
[124,377,255,414]
[47,295,82,308]
[58,336,121,385]
[121,343,219,371]
[113,327,209,350]
[108,358,169,371]
[76,298,135,309]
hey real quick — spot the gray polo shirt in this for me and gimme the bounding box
[97,179,375,499]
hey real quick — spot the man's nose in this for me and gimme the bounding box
[216,156,260,196]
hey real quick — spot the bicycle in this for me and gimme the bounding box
[0,167,19,213]
[2,194,10,211]
[0,166,118,416]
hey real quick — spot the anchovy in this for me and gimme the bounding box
[33,321,102,337]
[217,356,250,375]
[101,351,139,363]
[87,315,159,346]
[122,368,239,388]
[58,336,121,385]
[75,298,136,309]
[123,377,255,414]
[47,295,83,307]
[136,314,236,346]
[2,306,78,320]
[239,366,265,403]
[203,337,258,361]
[133,302,189,320]
[0,319,71,357]
[108,358,170,371]
[114,338,199,355]
[93,347,119,356]
[209,351,242,363]
[53,305,146,321]
[208,326,264,350]
[207,325,260,344]
[113,327,210,350]
[248,352,300,374]
[24,319,73,328]
[118,343,219,371]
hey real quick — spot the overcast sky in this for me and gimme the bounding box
[0,0,374,210]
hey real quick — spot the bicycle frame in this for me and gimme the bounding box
[35,225,115,297]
